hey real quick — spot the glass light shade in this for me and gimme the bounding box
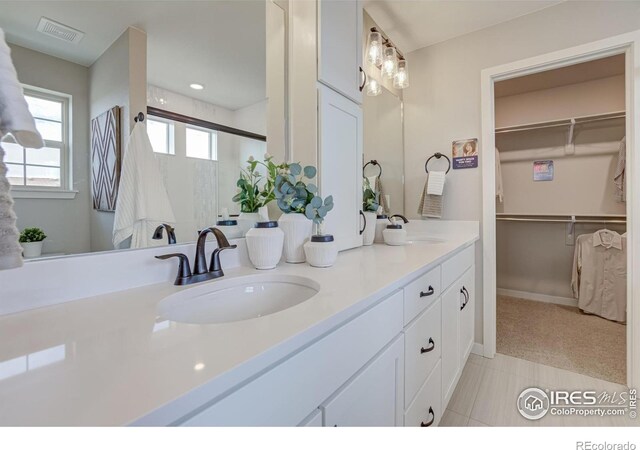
[366,31,383,66]
[393,59,409,89]
[381,46,397,80]
[366,78,382,96]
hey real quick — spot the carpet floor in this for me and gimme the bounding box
[497,295,626,384]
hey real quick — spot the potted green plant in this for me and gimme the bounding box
[19,227,47,258]
[302,193,336,268]
[362,178,380,246]
[274,163,318,263]
[232,153,283,235]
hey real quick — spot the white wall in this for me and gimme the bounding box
[403,0,640,345]
[89,27,147,252]
[8,44,91,256]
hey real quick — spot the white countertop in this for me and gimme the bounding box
[0,225,478,426]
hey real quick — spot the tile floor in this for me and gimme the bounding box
[440,353,637,427]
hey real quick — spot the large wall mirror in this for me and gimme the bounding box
[0,0,287,258]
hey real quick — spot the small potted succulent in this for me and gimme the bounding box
[232,153,283,235]
[274,162,318,263]
[19,227,47,258]
[302,194,336,268]
[362,178,380,246]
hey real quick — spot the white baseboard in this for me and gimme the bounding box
[497,288,578,307]
[471,343,484,356]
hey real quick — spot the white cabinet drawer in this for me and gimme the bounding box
[404,360,442,427]
[404,299,441,406]
[441,245,474,290]
[403,265,441,325]
[322,335,404,427]
[180,290,403,426]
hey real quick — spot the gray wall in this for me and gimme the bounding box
[89,27,147,251]
[9,43,91,255]
[403,1,640,344]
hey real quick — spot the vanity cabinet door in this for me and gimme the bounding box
[458,266,475,367]
[317,0,363,104]
[318,85,363,251]
[441,281,461,407]
[322,335,404,427]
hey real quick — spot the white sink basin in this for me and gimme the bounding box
[157,274,320,324]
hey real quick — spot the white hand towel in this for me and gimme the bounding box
[426,170,445,196]
[0,29,44,149]
[0,28,44,270]
[113,122,176,249]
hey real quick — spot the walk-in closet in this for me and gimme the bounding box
[494,54,627,384]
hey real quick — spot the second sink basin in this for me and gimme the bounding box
[157,274,320,325]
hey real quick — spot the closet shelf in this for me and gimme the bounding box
[495,111,625,134]
[496,213,626,224]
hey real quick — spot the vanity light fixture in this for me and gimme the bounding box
[381,46,398,80]
[366,78,382,96]
[366,27,409,90]
[394,59,409,89]
[366,30,383,66]
[190,83,205,90]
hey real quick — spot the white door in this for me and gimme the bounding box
[459,266,475,367]
[318,84,363,250]
[317,0,363,104]
[441,281,461,406]
[322,335,404,426]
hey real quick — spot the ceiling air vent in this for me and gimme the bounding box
[36,17,84,44]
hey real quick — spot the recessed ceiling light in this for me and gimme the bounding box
[194,362,205,371]
[190,83,204,90]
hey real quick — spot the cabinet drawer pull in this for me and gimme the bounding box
[420,286,434,297]
[420,337,435,354]
[420,407,435,427]
[460,287,470,310]
[359,67,367,92]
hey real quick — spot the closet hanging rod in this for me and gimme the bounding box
[496,214,626,224]
[495,111,625,134]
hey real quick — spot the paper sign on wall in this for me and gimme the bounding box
[452,138,478,169]
[533,160,554,181]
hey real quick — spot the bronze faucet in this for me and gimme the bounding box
[155,227,237,286]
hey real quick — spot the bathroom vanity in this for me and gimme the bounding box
[0,221,478,426]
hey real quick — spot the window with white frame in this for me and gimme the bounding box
[147,117,175,155]
[186,125,217,160]
[2,88,69,189]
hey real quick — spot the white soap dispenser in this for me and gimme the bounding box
[383,215,408,246]
[245,206,284,269]
[374,206,389,243]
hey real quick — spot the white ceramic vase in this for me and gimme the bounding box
[362,211,377,246]
[238,212,261,236]
[21,241,44,258]
[245,221,284,270]
[278,212,313,263]
[304,235,338,268]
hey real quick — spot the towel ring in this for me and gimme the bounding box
[134,112,145,123]
[363,159,382,177]
[425,152,451,174]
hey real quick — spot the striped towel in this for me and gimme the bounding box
[418,174,443,218]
